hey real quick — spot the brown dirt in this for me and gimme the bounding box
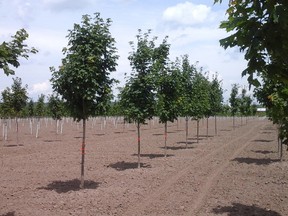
[0,117,287,216]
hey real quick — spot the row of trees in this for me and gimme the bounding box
[0,78,64,121]
[215,0,288,156]
[0,12,259,188]
[118,30,224,166]
[47,14,223,188]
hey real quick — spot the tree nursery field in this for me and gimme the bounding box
[0,117,287,216]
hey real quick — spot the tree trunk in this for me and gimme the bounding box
[185,116,188,148]
[232,116,235,130]
[280,139,283,161]
[80,119,86,189]
[214,116,217,135]
[16,117,19,146]
[164,121,167,157]
[197,120,200,143]
[137,121,141,168]
[206,117,209,138]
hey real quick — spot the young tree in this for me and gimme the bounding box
[0,29,38,76]
[50,13,118,188]
[35,94,46,138]
[190,70,210,142]
[177,55,195,147]
[229,84,239,129]
[155,64,181,156]
[10,77,28,144]
[209,74,223,135]
[120,30,166,168]
[239,88,253,125]
[48,94,65,134]
[1,88,13,142]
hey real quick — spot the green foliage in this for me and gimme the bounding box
[10,77,28,116]
[120,76,155,124]
[0,77,28,118]
[0,29,38,76]
[190,70,211,120]
[50,13,118,121]
[229,84,239,116]
[214,0,288,85]
[254,78,288,144]
[27,99,35,117]
[239,88,253,117]
[176,55,196,117]
[0,88,13,118]
[176,55,211,120]
[35,94,46,117]
[121,30,167,124]
[209,74,224,116]
[156,66,181,124]
[47,94,64,120]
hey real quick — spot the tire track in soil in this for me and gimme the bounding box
[185,120,265,215]
[123,120,264,216]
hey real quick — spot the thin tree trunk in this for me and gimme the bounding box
[137,121,141,168]
[280,139,283,161]
[185,116,188,148]
[214,116,217,135]
[16,117,19,146]
[233,116,235,130]
[206,117,209,138]
[30,118,33,135]
[36,118,40,138]
[80,119,86,189]
[164,121,167,157]
[197,120,200,143]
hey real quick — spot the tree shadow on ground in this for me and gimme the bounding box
[38,179,100,193]
[4,144,23,147]
[160,146,194,150]
[188,137,204,141]
[0,212,15,216]
[253,139,274,143]
[131,153,174,159]
[108,161,151,171]
[43,140,61,143]
[114,131,127,134]
[198,135,214,138]
[261,131,273,134]
[212,202,281,216]
[94,133,105,136]
[232,157,280,165]
[153,133,163,136]
[252,150,275,155]
[220,129,232,132]
[177,141,195,145]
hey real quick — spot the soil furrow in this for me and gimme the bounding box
[122,120,263,215]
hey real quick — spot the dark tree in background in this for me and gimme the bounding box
[10,77,28,144]
[229,84,239,129]
[209,74,223,135]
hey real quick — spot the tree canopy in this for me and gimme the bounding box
[50,13,118,188]
[214,0,288,85]
[50,13,118,121]
[0,29,38,76]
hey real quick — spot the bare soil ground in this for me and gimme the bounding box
[0,117,287,216]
